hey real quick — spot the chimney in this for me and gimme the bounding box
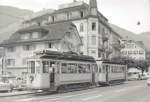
[89,0,97,8]
[73,0,77,2]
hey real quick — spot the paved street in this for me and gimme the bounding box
[0,80,150,102]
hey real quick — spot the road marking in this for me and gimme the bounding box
[133,85,144,88]
[114,85,144,93]
[82,94,103,101]
[115,88,128,93]
[16,98,36,102]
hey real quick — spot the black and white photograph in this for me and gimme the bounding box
[0,0,150,102]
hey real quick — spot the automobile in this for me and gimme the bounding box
[13,77,27,91]
[139,72,150,80]
[0,77,13,92]
[127,68,141,80]
[147,77,150,86]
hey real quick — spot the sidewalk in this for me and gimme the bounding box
[0,91,36,97]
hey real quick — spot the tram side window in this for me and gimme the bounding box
[111,65,123,73]
[42,61,49,73]
[78,64,91,73]
[102,65,106,73]
[111,66,114,73]
[61,63,77,73]
[36,61,41,73]
[61,63,67,73]
[68,63,77,73]
[56,62,60,73]
[87,64,91,73]
[30,61,35,74]
[92,64,98,73]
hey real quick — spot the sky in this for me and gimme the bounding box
[0,0,150,34]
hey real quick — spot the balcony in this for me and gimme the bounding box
[98,44,105,52]
[105,48,113,55]
[111,43,122,50]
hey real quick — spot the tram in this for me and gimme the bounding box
[26,50,127,91]
[26,50,99,91]
[97,61,127,85]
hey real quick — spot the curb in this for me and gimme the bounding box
[0,91,38,97]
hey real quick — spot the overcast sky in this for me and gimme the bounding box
[0,0,150,34]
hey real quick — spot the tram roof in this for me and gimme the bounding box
[29,50,96,62]
[102,60,126,65]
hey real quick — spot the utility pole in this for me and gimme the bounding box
[1,56,4,75]
[2,58,3,75]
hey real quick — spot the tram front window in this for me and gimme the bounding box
[42,61,49,73]
[42,61,56,73]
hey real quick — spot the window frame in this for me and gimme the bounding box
[92,22,96,31]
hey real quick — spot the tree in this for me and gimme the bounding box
[111,56,150,74]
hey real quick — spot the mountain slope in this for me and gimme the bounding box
[110,24,137,40]
[110,24,150,50]
[137,32,150,50]
[0,6,33,28]
[0,6,54,43]
[0,6,34,43]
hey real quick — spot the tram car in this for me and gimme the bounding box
[26,50,99,91]
[26,50,127,91]
[96,61,127,85]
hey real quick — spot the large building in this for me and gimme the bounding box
[0,22,82,76]
[24,0,122,60]
[0,0,123,76]
[121,39,146,60]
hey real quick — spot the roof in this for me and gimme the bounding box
[135,41,145,48]
[55,3,89,14]
[24,3,89,24]
[24,1,108,26]
[29,50,96,62]
[0,22,77,46]
[18,26,48,33]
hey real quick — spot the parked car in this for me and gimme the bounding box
[127,68,141,80]
[0,77,13,92]
[147,77,150,86]
[13,77,27,91]
[139,72,149,80]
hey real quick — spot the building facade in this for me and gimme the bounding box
[109,31,122,59]
[121,39,146,60]
[0,22,82,76]
[24,0,122,60]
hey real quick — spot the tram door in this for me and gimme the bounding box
[49,62,55,89]
[92,65,95,84]
[105,65,109,83]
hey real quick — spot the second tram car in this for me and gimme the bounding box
[97,61,127,85]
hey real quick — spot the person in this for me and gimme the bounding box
[49,64,55,73]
